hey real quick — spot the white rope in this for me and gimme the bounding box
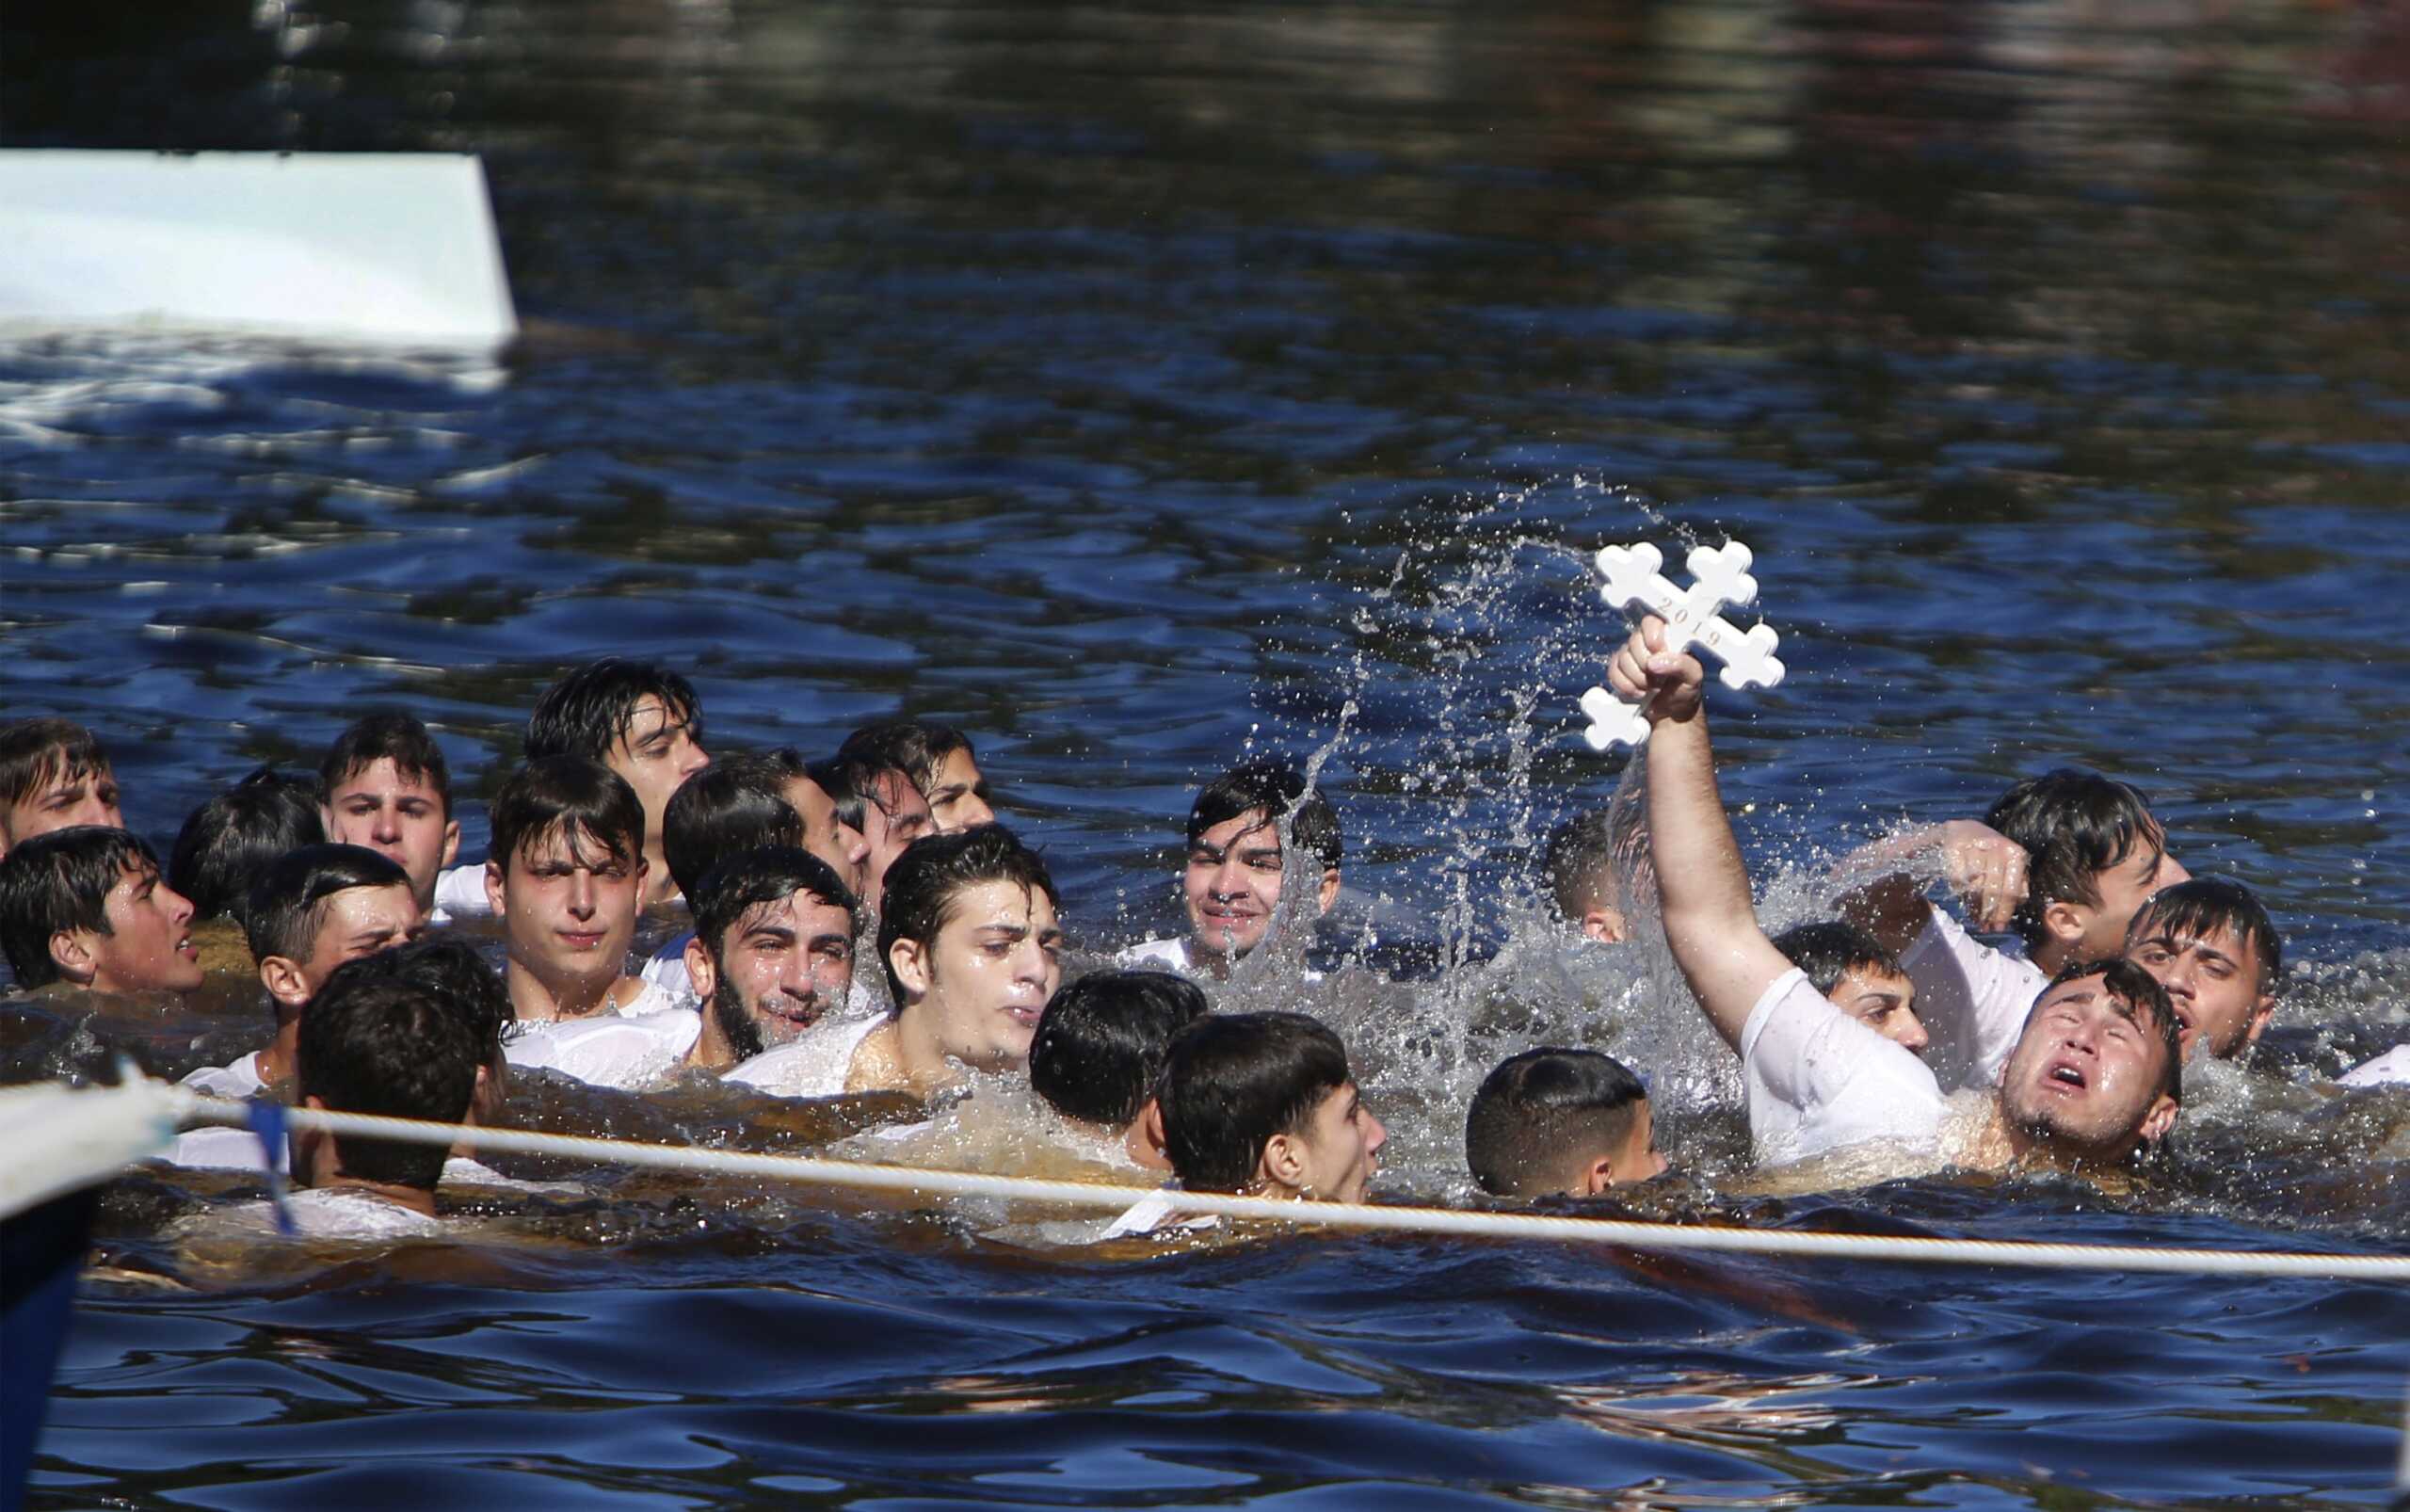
[173,1091,2410,1280]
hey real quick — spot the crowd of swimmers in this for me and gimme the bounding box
[0,618,2393,1238]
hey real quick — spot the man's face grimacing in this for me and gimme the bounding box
[924,748,995,834]
[2128,916,2273,1060]
[1182,809,1339,962]
[1998,972,2179,1162]
[783,774,871,902]
[323,758,459,909]
[1830,967,1927,1055]
[891,878,1062,1073]
[265,883,424,1012]
[2,764,122,856]
[690,889,855,1061]
[607,695,710,861]
[488,828,646,988]
[71,859,201,994]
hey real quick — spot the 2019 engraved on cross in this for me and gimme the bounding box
[1578,540,1786,750]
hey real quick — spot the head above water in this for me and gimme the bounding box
[0,826,199,995]
[244,843,421,1016]
[876,825,1063,1073]
[320,936,514,1130]
[1156,1010,1384,1203]
[662,750,810,903]
[2124,877,2283,1060]
[318,712,459,911]
[526,658,709,900]
[1770,920,1926,1055]
[1029,969,1211,1133]
[1998,956,2182,1167]
[1465,1047,1663,1198]
[0,718,121,861]
[169,765,327,926]
[814,748,934,915]
[838,718,994,834]
[1181,760,1342,965]
[296,964,488,1195]
[1985,768,2187,965]
[1543,805,1645,944]
[686,844,861,1064]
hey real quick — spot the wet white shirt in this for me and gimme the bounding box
[2339,1046,2410,1087]
[213,1186,444,1240]
[724,1012,886,1099]
[180,1053,267,1101]
[1119,937,1196,973]
[1099,1187,1219,1240]
[1899,909,2047,1092]
[1743,967,1948,1166]
[504,987,699,1089]
[430,861,491,925]
[639,931,697,1000]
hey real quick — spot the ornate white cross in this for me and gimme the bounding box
[1578,539,1785,749]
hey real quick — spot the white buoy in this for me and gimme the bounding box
[0,150,517,348]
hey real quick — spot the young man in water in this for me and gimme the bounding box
[524,658,712,909]
[641,752,814,998]
[1105,1011,1387,1237]
[0,827,201,997]
[2123,877,2283,1061]
[0,718,124,861]
[1028,969,1210,1170]
[811,748,934,918]
[1543,806,1640,944]
[727,825,1060,1099]
[1465,1047,1665,1198]
[683,845,860,1072]
[1838,769,2190,1092]
[1612,615,2182,1177]
[839,718,997,834]
[485,755,670,1023]
[1124,760,1342,979]
[319,713,463,921]
[169,767,326,927]
[180,844,425,1099]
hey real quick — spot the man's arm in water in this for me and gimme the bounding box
[1610,615,1795,1053]
[1833,820,2028,953]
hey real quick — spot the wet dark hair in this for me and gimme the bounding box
[1188,760,1341,871]
[244,844,412,967]
[169,766,326,926]
[692,844,861,975]
[524,657,704,766]
[808,754,869,832]
[1542,809,1620,920]
[0,826,156,988]
[297,967,483,1191]
[838,718,975,799]
[487,756,645,876]
[324,937,511,1064]
[0,717,113,816]
[876,826,1058,1005]
[319,711,453,817]
[1770,921,1906,999]
[1985,769,2164,951]
[1157,1011,1353,1194]
[1028,970,1211,1128]
[2125,877,2284,995]
[662,751,809,901]
[2040,955,2183,1107]
[1465,1047,1650,1198]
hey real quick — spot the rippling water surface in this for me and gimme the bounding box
[7,0,2410,1504]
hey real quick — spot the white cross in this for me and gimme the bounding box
[1578,539,1786,749]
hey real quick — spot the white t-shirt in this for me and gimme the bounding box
[2339,1047,2410,1087]
[504,993,700,1089]
[213,1186,444,1240]
[639,931,696,1000]
[1898,909,2047,1093]
[1119,937,1196,973]
[180,1053,267,1101]
[430,862,492,924]
[1742,968,1948,1166]
[1099,1187,1220,1240]
[724,1012,886,1099]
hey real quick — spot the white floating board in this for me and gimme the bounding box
[0,150,518,348]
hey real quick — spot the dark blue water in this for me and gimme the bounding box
[7,0,2410,1504]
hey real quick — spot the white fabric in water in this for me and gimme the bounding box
[1899,908,2047,1093]
[430,861,491,923]
[179,1052,266,1101]
[1742,967,1947,1166]
[724,1011,885,1099]
[639,930,697,1000]
[1117,936,1195,973]
[215,1186,444,1240]
[504,996,699,1089]
[2339,1046,2410,1087]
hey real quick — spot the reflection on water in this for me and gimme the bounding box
[6,0,2410,1504]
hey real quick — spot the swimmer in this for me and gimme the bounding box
[1543,804,1647,944]
[1839,768,2189,1092]
[169,766,325,926]
[784,751,874,900]
[2123,877,2282,1061]
[1105,1011,1386,1237]
[0,718,122,861]
[1613,615,2181,1178]
[180,844,423,1099]
[525,658,711,908]
[727,826,1060,1100]
[318,713,463,921]
[1027,969,1209,1169]
[484,756,670,1023]
[811,748,934,917]
[839,718,997,834]
[1466,1047,1666,1198]
[641,753,814,998]
[0,826,201,997]
[1124,760,1342,980]
[683,845,860,1072]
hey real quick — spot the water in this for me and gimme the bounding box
[7,0,2410,1503]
